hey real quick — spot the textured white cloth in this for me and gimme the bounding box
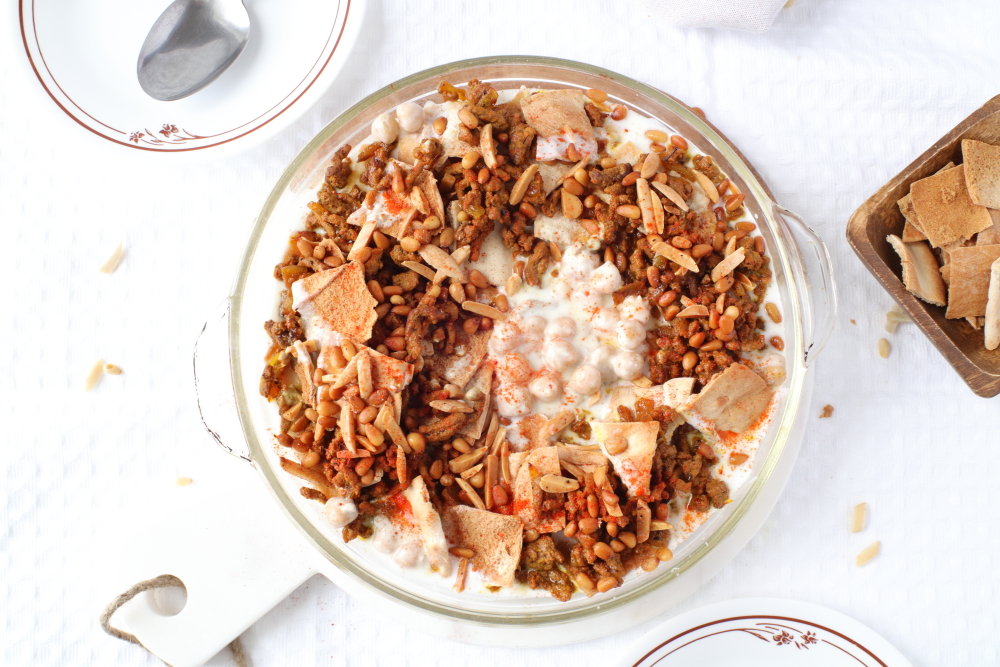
[643,0,789,32]
[4,1,1000,666]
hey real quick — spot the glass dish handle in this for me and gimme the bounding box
[194,298,252,463]
[772,205,838,367]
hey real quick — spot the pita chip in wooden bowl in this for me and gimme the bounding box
[848,96,1000,397]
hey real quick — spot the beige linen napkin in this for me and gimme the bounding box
[642,0,791,33]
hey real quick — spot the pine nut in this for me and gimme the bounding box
[438,227,455,247]
[585,88,608,103]
[538,474,580,493]
[449,547,475,559]
[765,302,782,323]
[433,117,447,134]
[373,230,391,249]
[682,351,698,370]
[618,531,637,549]
[458,107,478,129]
[657,547,673,562]
[462,150,481,169]
[691,244,713,258]
[406,432,426,453]
[593,542,614,560]
[599,157,616,169]
[563,178,584,196]
[578,517,600,534]
[670,135,687,150]
[616,204,641,219]
[574,571,596,594]
[605,435,628,455]
[610,105,627,121]
[621,171,640,187]
[400,237,420,252]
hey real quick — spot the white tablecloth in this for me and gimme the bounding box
[3,1,1000,665]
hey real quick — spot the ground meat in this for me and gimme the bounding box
[507,122,536,167]
[521,568,574,602]
[389,245,420,267]
[392,270,420,292]
[418,412,468,442]
[455,210,494,262]
[325,144,353,189]
[521,535,563,571]
[706,479,729,508]
[265,315,304,349]
[523,240,550,287]
[584,102,606,127]
[259,364,282,400]
[501,211,535,254]
[300,487,328,503]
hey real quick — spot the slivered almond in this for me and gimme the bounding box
[455,477,486,510]
[539,474,580,493]
[589,391,601,406]
[640,151,660,179]
[340,401,357,453]
[677,305,710,318]
[850,502,867,533]
[856,541,880,567]
[332,353,360,389]
[506,273,523,296]
[693,171,719,203]
[460,462,484,479]
[419,244,464,282]
[357,351,373,399]
[348,220,376,260]
[462,301,505,320]
[711,247,745,282]
[542,409,575,440]
[650,190,665,235]
[410,186,429,214]
[384,412,409,452]
[724,236,738,257]
[451,245,471,265]
[651,181,689,212]
[509,164,538,206]
[561,460,586,480]
[653,241,699,273]
[480,123,497,169]
[84,359,105,391]
[636,178,655,233]
[99,242,124,274]
[401,260,437,281]
[450,446,488,474]
[429,399,474,413]
[490,426,507,456]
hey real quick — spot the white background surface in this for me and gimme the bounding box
[3,1,999,665]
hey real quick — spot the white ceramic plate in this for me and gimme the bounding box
[618,598,913,667]
[18,0,366,159]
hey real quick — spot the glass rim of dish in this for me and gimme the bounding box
[226,55,811,625]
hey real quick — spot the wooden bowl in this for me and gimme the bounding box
[847,96,1000,397]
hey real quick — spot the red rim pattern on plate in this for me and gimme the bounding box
[635,615,889,667]
[18,0,352,152]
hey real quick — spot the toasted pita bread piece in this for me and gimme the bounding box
[414,170,446,222]
[520,90,598,162]
[442,506,523,587]
[457,361,493,440]
[910,165,993,248]
[592,421,659,499]
[511,446,566,534]
[534,211,592,249]
[426,328,491,387]
[945,245,1000,319]
[886,235,948,307]
[366,347,414,394]
[986,257,1000,350]
[962,139,1000,209]
[538,162,575,194]
[466,227,514,287]
[897,162,955,243]
[978,210,1000,246]
[687,363,772,435]
[292,341,318,407]
[402,476,452,576]
[512,413,552,452]
[608,377,694,419]
[292,261,378,345]
[556,445,608,473]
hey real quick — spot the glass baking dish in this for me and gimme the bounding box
[190,56,837,647]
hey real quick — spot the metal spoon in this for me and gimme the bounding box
[137,0,251,102]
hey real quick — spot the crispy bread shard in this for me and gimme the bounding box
[897,162,955,243]
[886,234,948,307]
[962,139,1000,209]
[910,165,993,248]
[442,506,523,587]
[292,341,317,407]
[534,211,592,248]
[402,476,452,577]
[945,245,1000,319]
[510,446,565,533]
[591,421,660,499]
[426,328,490,387]
[520,89,598,162]
[688,363,772,434]
[986,257,1000,350]
[292,261,378,345]
[366,347,414,394]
